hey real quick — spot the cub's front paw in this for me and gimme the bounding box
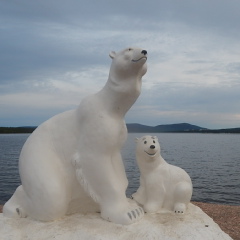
[174,203,186,214]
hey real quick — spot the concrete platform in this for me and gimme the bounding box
[0,204,232,240]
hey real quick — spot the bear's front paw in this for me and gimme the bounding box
[101,201,144,225]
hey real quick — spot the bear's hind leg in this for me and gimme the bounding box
[21,170,71,221]
[18,147,72,221]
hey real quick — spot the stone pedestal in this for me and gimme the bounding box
[0,204,232,240]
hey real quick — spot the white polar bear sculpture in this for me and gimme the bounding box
[3,47,148,225]
[133,135,193,214]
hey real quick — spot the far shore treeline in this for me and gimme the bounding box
[0,123,240,134]
[0,127,37,134]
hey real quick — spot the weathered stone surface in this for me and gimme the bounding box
[0,204,232,240]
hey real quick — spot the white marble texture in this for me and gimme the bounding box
[0,204,232,240]
[133,135,192,214]
[3,47,147,225]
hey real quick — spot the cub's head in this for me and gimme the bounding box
[109,47,147,78]
[135,135,160,160]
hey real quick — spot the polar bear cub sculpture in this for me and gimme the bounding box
[3,47,147,225]
[133,135,192,214]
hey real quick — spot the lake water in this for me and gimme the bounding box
[0,133,239,205]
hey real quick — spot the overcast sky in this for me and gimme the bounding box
[1,0,240,129]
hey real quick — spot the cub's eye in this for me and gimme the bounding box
[128,48,132,51]
[153,140,155,143]
[144,141,147,144]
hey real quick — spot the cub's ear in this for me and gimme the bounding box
[135,137,139,143]
[109,51,116,59]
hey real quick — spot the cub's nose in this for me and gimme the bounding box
[141,50,147,55]
[150,145,155,149]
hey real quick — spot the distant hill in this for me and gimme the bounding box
[126,123,207,133]
[0,126,37,134]
[0,124,240,134]
[200,127,240,133]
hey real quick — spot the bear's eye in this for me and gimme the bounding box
[153,140,155,143]
[144,141,147,144]
[128,48,132,51]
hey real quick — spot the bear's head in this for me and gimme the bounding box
[109,47,147,79]
[135,135,160,161]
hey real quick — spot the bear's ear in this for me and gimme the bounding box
[154,136,158,140]
[109,51,116,59]
[135,137,139,143]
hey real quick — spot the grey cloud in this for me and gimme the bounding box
[1,0,240,128]
[138,82,240,114]
[2,0,240,32]
[226,62,240,74]
[0,23,112,84]
[127,81,240,128]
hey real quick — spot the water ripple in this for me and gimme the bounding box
[0,133,239,206]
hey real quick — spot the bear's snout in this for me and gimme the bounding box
[141,50,147,55]
[150,145,155,149]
